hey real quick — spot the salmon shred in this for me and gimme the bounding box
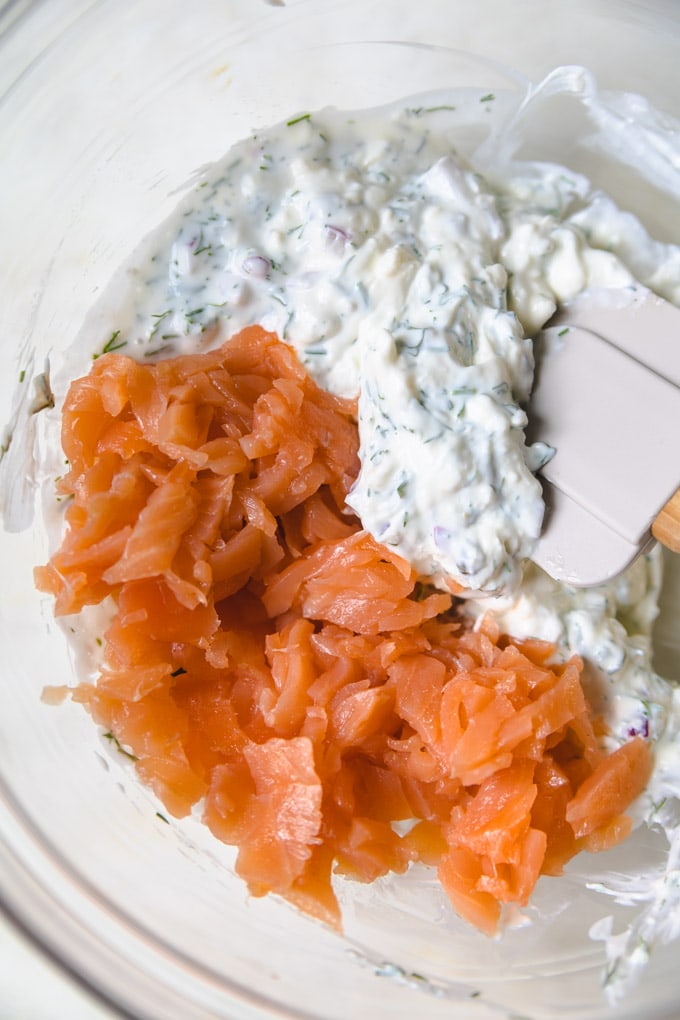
[36,326,653,935]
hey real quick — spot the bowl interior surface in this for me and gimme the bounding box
[1,2,680,1018]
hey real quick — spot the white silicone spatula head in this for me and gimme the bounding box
[528,285,680,587]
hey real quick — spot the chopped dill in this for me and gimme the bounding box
[144,343,173,359]
[93,330,126,359]
[103,731,138,762]
[286,113,311,126]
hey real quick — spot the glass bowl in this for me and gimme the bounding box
[1,2,679,1018]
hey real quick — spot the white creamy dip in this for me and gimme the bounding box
[101,104,554,594]
[87,86,680,598]
[19,67,680,999]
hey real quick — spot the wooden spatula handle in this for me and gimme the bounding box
[652,489,680,554]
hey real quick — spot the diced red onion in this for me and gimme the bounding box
[433,526,449,549]
[325,224,351,245]
[242,254,271,278]
[627,716,650,739]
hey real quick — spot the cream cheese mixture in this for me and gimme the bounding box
[112,106,549,594]
[95,83,679,602]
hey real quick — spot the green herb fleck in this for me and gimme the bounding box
[149,310,171,340]
[409,103,458,116]
[19,369,25,383]
[93,330,126,360]
[287,113,311,126]
[144,343,173,359]
[103,731,138,761]
[651,796,667,815]
[558,327,570,336]
[156,811,170,824]
[480,93,495,103]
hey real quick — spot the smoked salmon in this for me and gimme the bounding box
[36,326,653,934]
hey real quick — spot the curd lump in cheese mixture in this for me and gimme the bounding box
[38,66,680,997]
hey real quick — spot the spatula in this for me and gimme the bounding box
[527,284,680,587]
